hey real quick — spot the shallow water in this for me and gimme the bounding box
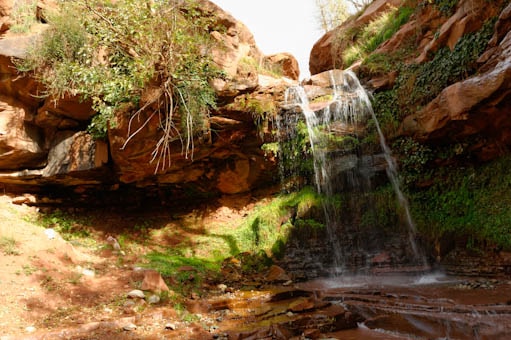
[219,273,511,339]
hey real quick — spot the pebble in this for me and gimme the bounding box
[44,229,57,240]
[25,326,36,333]
[165,322,177,330]
[217,284,228,293]
[123,323,137,331]
[82,269,95,277]
[147,294,160,304]
[127,290,145,299]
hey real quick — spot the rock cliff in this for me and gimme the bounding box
[0,0,299,200]
[309,0,511,162]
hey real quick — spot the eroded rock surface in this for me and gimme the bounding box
[0,0,293,197]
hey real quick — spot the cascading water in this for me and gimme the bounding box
[281,70,425,275]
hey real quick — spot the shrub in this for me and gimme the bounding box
[9,0,37,33]
[17,0,222,172]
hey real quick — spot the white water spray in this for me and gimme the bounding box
[283,69,424,271]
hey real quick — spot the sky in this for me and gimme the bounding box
[210,0,323,79]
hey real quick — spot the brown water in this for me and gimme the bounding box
[215,273,511,339]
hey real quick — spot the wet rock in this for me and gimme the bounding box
[270,290,312,302]
[265,265,291,283]
[288,297,315,312]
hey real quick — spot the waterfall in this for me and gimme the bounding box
[282,70,424,275]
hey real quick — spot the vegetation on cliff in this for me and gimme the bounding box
[357,1,509,252]
[16,0,222,171]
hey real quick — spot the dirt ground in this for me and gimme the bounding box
[0,194,252,340]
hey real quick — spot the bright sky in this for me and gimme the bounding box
[210,0,323,79]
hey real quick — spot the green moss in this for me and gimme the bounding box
[410,156,511,250]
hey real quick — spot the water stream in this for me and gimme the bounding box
[282,70,425,274]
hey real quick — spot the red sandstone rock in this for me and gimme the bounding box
[265,265,291,283]
[140,270,170,293]
[264,53,300,80]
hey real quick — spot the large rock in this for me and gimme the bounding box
[0,96,45,170]
[0,34,44,107]
[0,0,13,33]
[0,0,284,196]
[264,53,300,80]
[204,0,263,97]
[0,130,109,185]
[309,0,404,75]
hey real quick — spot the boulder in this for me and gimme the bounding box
[0,96,45,170]
[264,53,300,80]
[265,265,291,283]
[42,131,108,177]
[0,34,44,107]
[204,0,262,97]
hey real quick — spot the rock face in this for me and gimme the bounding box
[401,1,511,161]
[306,0,511,276]
[0,0,295,198]
[309,0,404,75]
[264,53,300,80]
[309,0,511,162]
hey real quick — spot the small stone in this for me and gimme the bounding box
[217,283,228,293]
[127,289,145,299]
[82,269,95,277]
[44,228,57,240]
[124,300,136,307]
[147,294,160,304]
[123,323,137,331]
[283,280,293,286]
[25,326,36,333]
[165,322,177,330]
[286,311,294,317]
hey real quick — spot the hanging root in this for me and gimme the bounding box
[121,78,197,174]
